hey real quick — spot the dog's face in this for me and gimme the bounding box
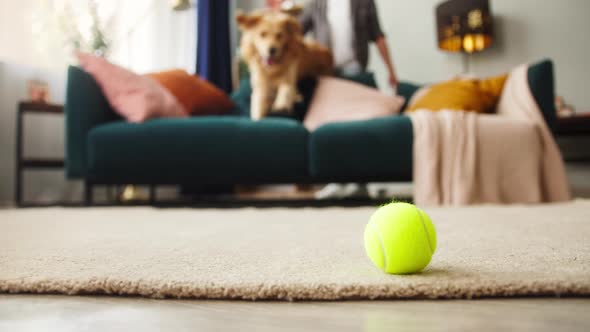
[237,12,301,66]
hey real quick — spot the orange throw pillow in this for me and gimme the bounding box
[146,70,235,116]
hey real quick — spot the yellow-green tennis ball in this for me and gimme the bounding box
[364,202,437,274]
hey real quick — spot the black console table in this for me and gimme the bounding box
[15,102,65,206]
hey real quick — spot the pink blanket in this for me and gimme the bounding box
[409,65,571,206]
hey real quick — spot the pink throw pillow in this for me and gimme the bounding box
[304,77,405,131]
[76,53,187,123]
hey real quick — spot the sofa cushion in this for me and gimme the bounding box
[309,116,413,180]
[76,53,187,123]
[87,116,309,183]
[304,77,405,131]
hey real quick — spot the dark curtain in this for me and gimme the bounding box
[196,0,232,93]
[184,0,233,197]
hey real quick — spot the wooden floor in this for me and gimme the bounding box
[0,296,589,331]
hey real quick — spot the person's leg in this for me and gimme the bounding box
[342,183,369,198]
[315,183,369,200]
[315,184,346,200]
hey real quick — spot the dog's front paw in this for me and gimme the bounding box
[250,106,265,121]
[271,106,293,114]
[271,100,294,114]
[250,95,268,121]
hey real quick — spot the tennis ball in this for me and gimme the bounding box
[364,202,437,274]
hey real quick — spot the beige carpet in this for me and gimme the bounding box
[1,201,590,301]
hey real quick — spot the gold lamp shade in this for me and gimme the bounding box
[436,0,493,53]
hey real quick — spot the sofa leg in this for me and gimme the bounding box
[84,181,94,206]
[149,185,156,205]
[106,186,115,202]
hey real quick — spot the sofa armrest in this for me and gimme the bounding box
[65,66,120,179]
[397,81,422,112]
[527,59,557,131]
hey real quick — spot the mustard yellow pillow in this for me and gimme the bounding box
[407,74,508,113]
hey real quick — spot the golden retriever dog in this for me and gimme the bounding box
[237,10,333,120]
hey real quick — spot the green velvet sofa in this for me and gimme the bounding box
[65,59,557,204]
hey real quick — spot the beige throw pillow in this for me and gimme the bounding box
[304,77,405,131]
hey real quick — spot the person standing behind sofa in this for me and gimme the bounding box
[299,0,398,87]
[300,0,399,200]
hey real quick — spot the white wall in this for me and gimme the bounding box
[0,0,61,71]
[369,0,590,111]
[108,0,197,73]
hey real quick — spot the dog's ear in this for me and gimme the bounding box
[236,12,262,30]
[284,16,302,35]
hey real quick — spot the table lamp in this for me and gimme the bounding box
[436,0,494,73]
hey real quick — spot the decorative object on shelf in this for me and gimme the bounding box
[27,80,50,103]
[436,0,493,73]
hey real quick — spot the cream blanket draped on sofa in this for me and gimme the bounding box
[409,65,571,206]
